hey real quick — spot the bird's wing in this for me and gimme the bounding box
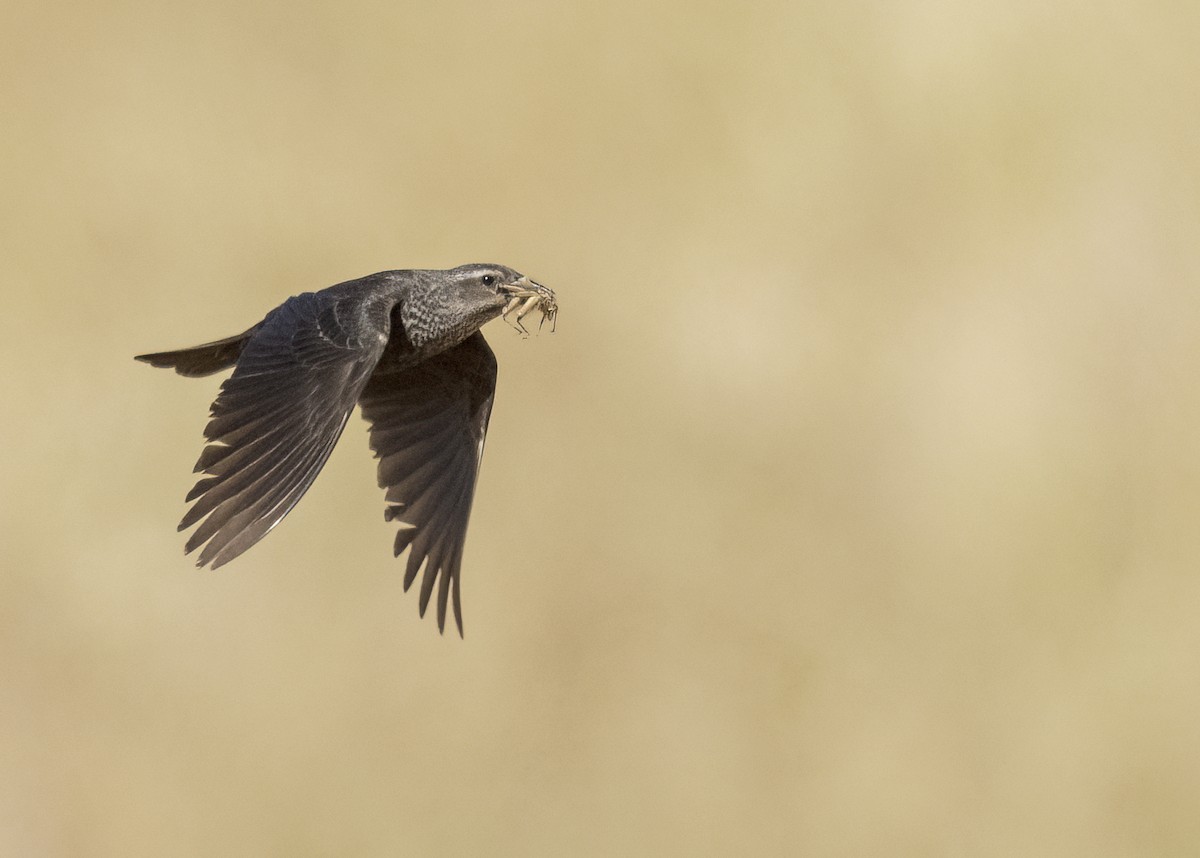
[358,331,498,635]
[180,290,392,568]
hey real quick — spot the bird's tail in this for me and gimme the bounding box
[135,329,256,377]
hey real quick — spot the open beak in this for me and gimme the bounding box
[498,276,544,299]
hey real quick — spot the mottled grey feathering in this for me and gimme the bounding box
[136,264,554,635]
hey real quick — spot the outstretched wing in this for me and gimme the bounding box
[181,290,392,568]
[359,331,498,635]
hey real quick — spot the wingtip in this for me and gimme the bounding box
[452,575,464,638]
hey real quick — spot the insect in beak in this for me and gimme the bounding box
[501,277,557,335]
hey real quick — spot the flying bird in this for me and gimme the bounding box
[136,264,557,635]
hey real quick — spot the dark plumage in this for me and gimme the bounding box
[136,264,557,635]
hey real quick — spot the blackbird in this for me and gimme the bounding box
[136,264,557,635]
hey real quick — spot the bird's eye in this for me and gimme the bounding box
[481,275,496,287]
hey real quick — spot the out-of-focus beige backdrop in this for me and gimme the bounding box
[3,1,1199,855]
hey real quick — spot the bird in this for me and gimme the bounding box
[136,264,557,636]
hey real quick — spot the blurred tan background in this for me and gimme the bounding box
[2,1,1199,855]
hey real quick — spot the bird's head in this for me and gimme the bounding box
[403,264,554,350]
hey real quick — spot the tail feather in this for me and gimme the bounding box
[135,329,255,377]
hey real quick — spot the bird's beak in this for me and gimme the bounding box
[498,276,543,299]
